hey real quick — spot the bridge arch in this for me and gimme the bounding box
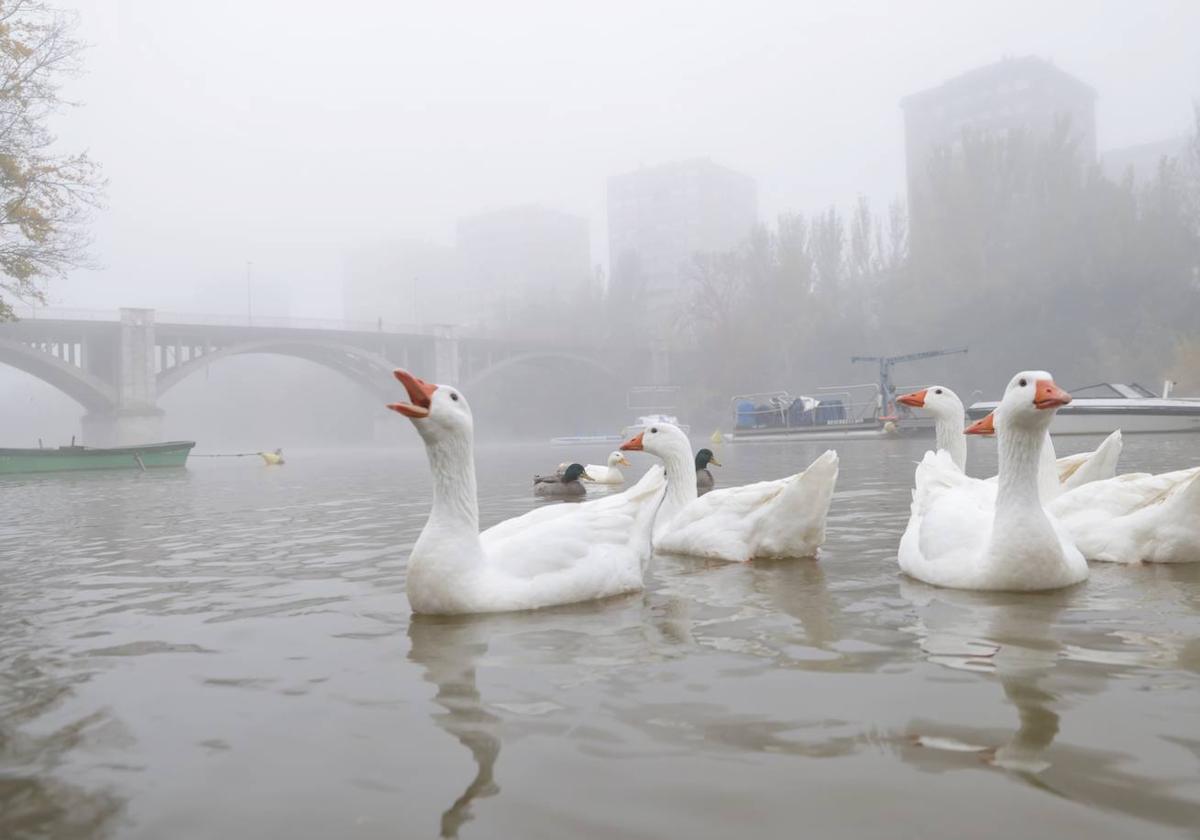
[462,351,622,392]
[156,338,402,399]
[0,336,116,412]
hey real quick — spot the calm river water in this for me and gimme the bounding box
[2,433,1199,839]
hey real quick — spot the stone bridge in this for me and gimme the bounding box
[0,308,645,445]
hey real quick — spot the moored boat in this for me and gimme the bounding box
[727,347,964,443]
[727,386,933,442]
[0,441,196,475]
[966,382,1200,435]
[549,433,624,447]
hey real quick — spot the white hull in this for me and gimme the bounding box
[550,435,624,447]
[968,394,1200,435]
[1047,411,1200,435]
[729,428,895,442]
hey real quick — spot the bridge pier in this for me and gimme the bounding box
[81,308,164,446]
[81,408,164,447]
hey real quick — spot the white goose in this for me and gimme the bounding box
[1046,466,1200,563]
[584,451,632,484]
[620,421,838,562]
[966,408,1200,564]
[897,385,1122,499]
[898,371,1088,591]
[389,369,665,615]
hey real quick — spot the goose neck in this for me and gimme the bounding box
[660,443,699,513]
[934,415,967,472]
[424,433,480,533]
[995,423,1049,514]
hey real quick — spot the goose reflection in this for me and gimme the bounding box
[898,579,1066,774]
[897,580,1200,829]
[647,553,844,663]
[407,615,501,839]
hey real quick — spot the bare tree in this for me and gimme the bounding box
[0,0,103,320]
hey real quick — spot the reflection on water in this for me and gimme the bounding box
[900,581,1200,830]
[1,435,1199,838]
[408,617,501,839]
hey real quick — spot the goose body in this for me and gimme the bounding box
[898,372,1087,591]
[1048,467,1200,563]
[584,451,632,485]
[389,370,665,615]
[621,422,838,562]
[964,404,1199,564]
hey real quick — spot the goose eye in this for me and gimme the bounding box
[450,392,459,401]
[1018,379,1027,387]
[650,427,658,433]
[935,389,943,394]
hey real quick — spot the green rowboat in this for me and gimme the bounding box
[0,441,195,475]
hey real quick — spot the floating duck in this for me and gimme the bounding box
[533,463,593,498]
[584,451,632,485]
[694,448,721,492]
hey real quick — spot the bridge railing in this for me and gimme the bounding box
[15,306,601,349]
[21,306,440,336]
[154,311,435,335]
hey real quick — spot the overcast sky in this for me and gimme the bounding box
[46,0,1200,319]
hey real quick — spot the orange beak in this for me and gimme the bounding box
[1034,379,1071,410]
[964,412,995,435]
[897,389,927,408]
[619,432,644,451]
[388,369,437,418]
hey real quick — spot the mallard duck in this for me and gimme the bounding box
[694,448,720,493]
[533,463,593,497]
[388,368,665,614]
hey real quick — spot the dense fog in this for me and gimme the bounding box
[1,1,1199,448]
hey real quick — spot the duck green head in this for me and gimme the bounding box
[695,449,721,470]
[562,463,592,483]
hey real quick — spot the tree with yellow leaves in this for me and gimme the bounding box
[0,0,103,320]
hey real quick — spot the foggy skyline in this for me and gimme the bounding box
[43,0,1200,320]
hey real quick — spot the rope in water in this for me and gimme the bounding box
[191,453,262,458]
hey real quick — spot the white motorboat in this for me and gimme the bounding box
[966,381,1200,435]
